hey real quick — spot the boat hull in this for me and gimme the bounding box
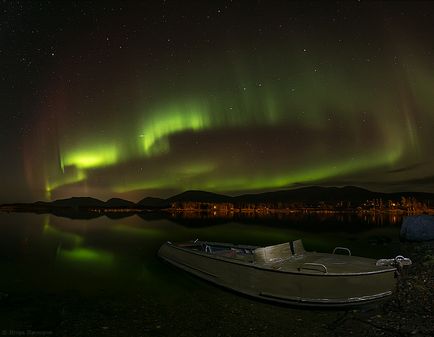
[158,242,397,307]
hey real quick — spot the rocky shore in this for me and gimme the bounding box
[330,241,434,337]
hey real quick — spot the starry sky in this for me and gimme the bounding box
[1,1,434,203]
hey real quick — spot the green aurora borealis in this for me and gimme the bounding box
[3,2,434,202]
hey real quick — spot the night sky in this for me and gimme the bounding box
[1,1,434,203]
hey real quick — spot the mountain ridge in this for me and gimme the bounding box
[2,186,434,210]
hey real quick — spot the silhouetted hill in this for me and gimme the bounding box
[154,186,434,205]
[2,186,434,216]
[167,190,232,203]
[105,198,136,208]
[385,191,434,201]
[50,197,106,208]
[137,197,170,208]
[234,186,376,204]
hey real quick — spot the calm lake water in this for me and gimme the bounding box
[0,212,406,337]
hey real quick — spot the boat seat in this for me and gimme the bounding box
[292,239,305,255]
[254,242,292,263]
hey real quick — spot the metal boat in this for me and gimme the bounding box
[158,239,412,307]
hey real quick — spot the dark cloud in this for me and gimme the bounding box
[386,162,427,174]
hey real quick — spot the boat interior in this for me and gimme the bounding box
[176,239,307,264]
[173,239,394,274]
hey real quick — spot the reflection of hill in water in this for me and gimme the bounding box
[167,213,232,227]
[104,212,137,220]
[43,209,403,230]
[162,211,403,231]
[136,211,168,222]
[50,209,103,220]
[19,208,138,220]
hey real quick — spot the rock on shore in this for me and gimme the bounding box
[400,215,434,241]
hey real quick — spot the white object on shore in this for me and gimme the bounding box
[400,215,434,241]
[376,255,412,267]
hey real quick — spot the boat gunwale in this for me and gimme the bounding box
[162,241,396,277]
[259,290,393,305]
